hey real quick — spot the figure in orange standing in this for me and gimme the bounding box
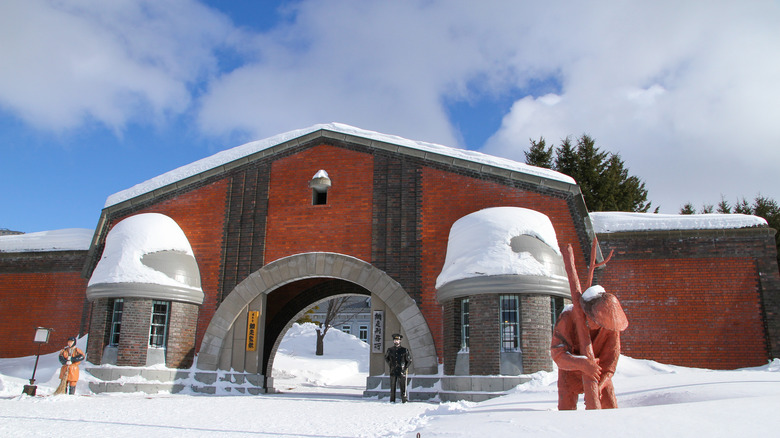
[58,336,85,395]
[550,286,628,410]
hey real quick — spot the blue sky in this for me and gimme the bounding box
[2,0,779,233]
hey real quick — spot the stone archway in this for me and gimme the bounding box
[197,252,438,377]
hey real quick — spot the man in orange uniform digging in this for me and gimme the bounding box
[551,286,628,410]
[58,336,85,395]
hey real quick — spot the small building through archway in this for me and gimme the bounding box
[193,252,438,395]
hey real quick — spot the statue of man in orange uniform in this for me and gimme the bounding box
[551,286,628,410]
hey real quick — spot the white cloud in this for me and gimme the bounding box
[0,0,232,131]
[479,1,780,211]
[1,0,778,211]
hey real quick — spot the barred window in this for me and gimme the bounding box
[500,295,520,352]
[460,298,470,350]
[551,296,565,329]
[359,325,368,342]
[149,301,170,348]
[109,298,123,346]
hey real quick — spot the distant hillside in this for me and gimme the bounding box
[0,229,24,236]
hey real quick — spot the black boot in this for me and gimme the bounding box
[68,385,76,395]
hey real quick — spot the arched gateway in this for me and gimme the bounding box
[196,252,438,392]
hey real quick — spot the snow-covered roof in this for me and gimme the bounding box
[104,123,575,208]
[590,212,768,234]
[0,228,93,253]
[88,213,200,291]
[436,207,565,289]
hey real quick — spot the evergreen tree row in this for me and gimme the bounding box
[524,135,654,213]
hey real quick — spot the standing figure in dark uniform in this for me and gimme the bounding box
[384,333,412,403]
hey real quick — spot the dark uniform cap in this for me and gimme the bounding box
[392,333,403,340]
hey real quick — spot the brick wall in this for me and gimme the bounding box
[86,298,111,364]
[167,301,198,368]
[421,167,589,361]
[521,294,553,372]
[116,297,152,366]
[597,228,778,369]
[0,251,88,357]
[99,179,228,352]
[264,144,374,264]
[371,153,422,305]
[441,299,460,375]
[468,294,500,375]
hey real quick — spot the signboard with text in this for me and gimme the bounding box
[246,311,259,351]
[371,310,384,353]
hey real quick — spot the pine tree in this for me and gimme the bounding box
[524,137,554,168]
[553,137,577,178]
[527,134,654,212]
[680,203,696,215]
[735,198,752,214]
[717,196,731,214]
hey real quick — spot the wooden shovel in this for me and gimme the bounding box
[560,238,613,410]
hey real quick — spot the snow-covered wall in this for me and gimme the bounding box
[0,228,93,253]
[590,212,767,233]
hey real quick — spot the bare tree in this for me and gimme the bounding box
[314,297,362,355]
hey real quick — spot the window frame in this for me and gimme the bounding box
[460,298,470,350]
[149,300,171,348]
[109,298,124,347]
[499,295,520,352]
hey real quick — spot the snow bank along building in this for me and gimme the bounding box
[1,124,778,400]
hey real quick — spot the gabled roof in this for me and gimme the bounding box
[104,123,577,209]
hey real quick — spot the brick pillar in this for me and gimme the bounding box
[469,294,499,375]
[166,301,199,368]
[117,297,152,366]
[442,298,459,375]
[86,298,110,365]
[521,294,553,373]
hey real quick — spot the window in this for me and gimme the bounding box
[341,324,351,335]
[460,298,470,350]
[309,170,331,205]
[550,296,565,329]
[149,301,170,348]
[500,295,520,352]
[359,325,368,342]
[109,298,123,346]
[312,189,328,205]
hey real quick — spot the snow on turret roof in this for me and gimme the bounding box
[88,213,199,290]
[0,228,93,253]
[105,123,575,208]
[436,207,563,289]
[590,212,768,233]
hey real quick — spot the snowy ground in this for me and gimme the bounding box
[1,323,779,437]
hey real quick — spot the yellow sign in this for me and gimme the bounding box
[246,311,259,351]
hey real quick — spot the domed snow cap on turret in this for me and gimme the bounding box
[436,207,568,302]
[87,213,204,304]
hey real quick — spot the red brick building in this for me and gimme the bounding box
[1,124,777,399]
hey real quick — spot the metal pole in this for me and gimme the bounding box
[29,343,42,385]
